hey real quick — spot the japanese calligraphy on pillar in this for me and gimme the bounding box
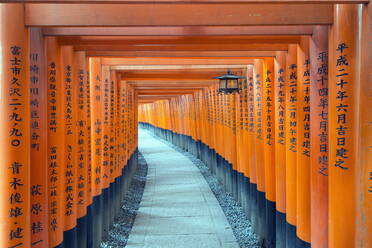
[255,71,262,140]
[46,37,63,246]
[30,54,41,151]
[316,51,329,175]
[76,63,86,212]
[110,75,116,181]
[264,69,274,146]
[238,81,244,132]
[9,46,23,148]
[276,68,285,145]
[121,82,126,164]
[86,68,92,205]
[29,27,49,247]
[102,76,110,187]
[274,51,286,215]
[248,75,255,133]
[63,61,76,221]
[301,59,311,157]
[288,63,297,153]
[242,77,248,132]
[7,44,29,248]
[90,58,102,196]
[333,43,349,170]
[47,62,59,232]
[30,52,42,237]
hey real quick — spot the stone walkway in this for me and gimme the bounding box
[126,129,239,248]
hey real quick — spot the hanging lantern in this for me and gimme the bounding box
[214,70,244,94]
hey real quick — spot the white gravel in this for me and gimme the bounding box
[149,132,260,248]
[100,153,148,248]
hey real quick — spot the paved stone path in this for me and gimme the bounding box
[126,128,239,248]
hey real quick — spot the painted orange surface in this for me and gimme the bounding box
[30,28,49,248]
[329,4,362,248]
[74,51,88,219]
[253,59,265,193]
[60,45,78,231]
[46,37,65,247]
[263,58,276,202]
[285,44,298,226]
[0,4,31,248]
[310,25,329,248]
[89,57,103,197]
[274,51,287,214]
[296,37,311,243]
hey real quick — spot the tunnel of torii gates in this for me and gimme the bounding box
[0,1,371,248]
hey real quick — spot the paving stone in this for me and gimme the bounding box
[127,129,239,247]
[142,234,221,248]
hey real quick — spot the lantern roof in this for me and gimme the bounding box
[214,70,245,80]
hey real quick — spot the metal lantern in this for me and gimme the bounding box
[214,70,244,94]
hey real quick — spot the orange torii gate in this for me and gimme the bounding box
[0,1,371,248]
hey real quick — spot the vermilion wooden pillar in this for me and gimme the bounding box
[89,57,103,247]
[110,71,120,218]
[101,65,111,237]
[357,3,372,248]
[329,4,362,248]
[241,66,250,213]
[253,59,265,241]
[274,51,287,248]
[235,74,244,205]
[285,44,298,247]
[109,71,116,212]
[0,4,31,248]
[85,58,93,247]
[60,45,78,247]
[74,51,88,248]
[46,36,64,248]
[29,28,49,248]
[310,25,329,248]
[229,92,238,198]
[263,58,276,247]
[296,36,311,247]
[247,66,258,228]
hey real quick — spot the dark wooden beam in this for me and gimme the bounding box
[19,0,370,3]
[76,43,287,51]
[26,3,333,26]
[59,35,302,45]
[43,26,314,36]
[100,57,255,66]
[85,51,276,57]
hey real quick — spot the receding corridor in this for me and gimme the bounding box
[126,129,239,248]
[1,2,371,248]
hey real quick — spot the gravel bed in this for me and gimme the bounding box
[100,152,148,248]
[184,150,260,248]
[149,133,260,248]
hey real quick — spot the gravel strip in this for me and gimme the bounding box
[148,132,260,248]
[100,152,148,248]
[184,151,260,248]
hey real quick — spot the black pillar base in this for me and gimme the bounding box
[275,211,286,248]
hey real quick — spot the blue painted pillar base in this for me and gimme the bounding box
[257,190,266,244]
[63,226,77,248]
[102,187,110,239]
[77,215,87,248]
[250,183,259,234]
[92,193,103,248]
[275,211,286,248]
[54,242,64,248]
[87,204,93,248]
[244,177,251,215]
[286,222,297,248]
[265,200,276,248]
[296,237,311,248]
